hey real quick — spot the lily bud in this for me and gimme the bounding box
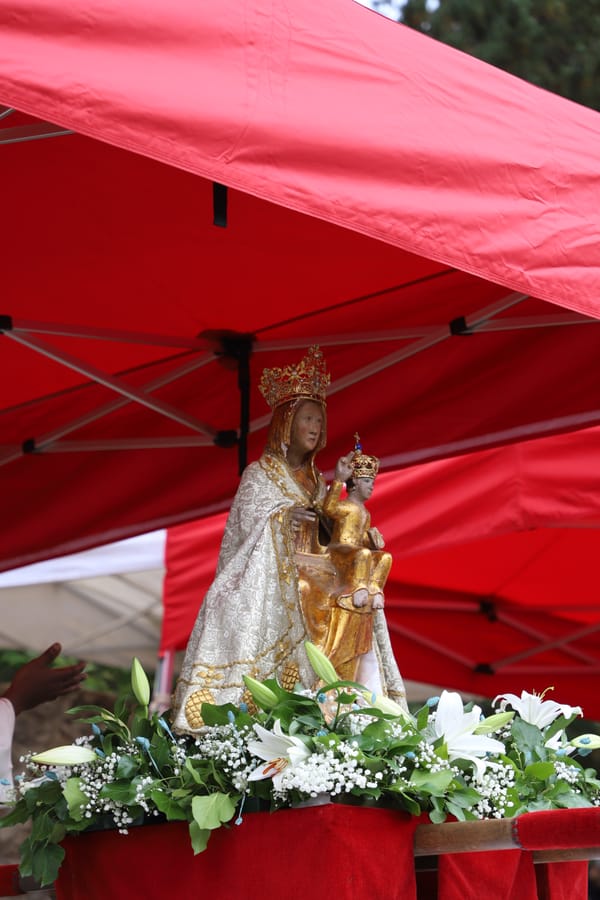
[242,675,278,710]
[362,691,413,722]
[31,745,97,766]
[131,657,151,707]
[571,734,600,750]
[474,712,514,734]
[304,642,338,684]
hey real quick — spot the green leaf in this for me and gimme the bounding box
[553,791,594,809]
[19,836,34,877]
[525,761,555,781]
[189,821,211,854]
[200,703,240,727]
[63,777,89,821]
[31,813,55,843]
[511,719,544,753]
[448,788,481,809]
[416,705,430,731]
[397,792,421,815]
[191,793,236,830]
[0,801,30,827]
[116,755,139,779]
[150,790,188,820]
[131,708,152,739]
[99,780,137,803]
[543,714,571,741]
[31,842,65,887]
[429,807,447,824]
[410,768,455,793]
[183,758,206,785]
[446,801,467,821]
[335,692,359,706]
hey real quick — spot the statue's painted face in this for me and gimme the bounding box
[353,477,375,501]
[289,400,323,457]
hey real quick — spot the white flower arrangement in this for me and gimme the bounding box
[2,646,600,887]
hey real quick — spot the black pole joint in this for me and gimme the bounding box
[479,598,497,621]
[213,182,228,228]
[449,315,472,335]
[474,662,495,675]
[202,331,256,474]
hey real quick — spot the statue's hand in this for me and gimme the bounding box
[334,452,355,483]
[368,527,385,550]
[372,592,385,609]
[290,507,317,532]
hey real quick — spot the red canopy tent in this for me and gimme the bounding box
[162,426,600,716]
[0,0,599,581]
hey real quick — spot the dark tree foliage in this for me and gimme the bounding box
[399,0,600,110]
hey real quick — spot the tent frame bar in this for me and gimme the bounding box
[0,121,73,143]
[4,329,218,437]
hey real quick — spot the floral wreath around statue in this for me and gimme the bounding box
[3,645,600,886]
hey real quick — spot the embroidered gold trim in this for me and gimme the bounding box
[185,688,215,728]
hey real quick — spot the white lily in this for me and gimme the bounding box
[541,730,576,758]
[430,691,505,780]
[493,689,583,728]
[247,719,311,789]
[31,745,97,766]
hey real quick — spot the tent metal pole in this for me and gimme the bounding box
[378,407,600,470]
[497,610,599,665]
[0,121,73,143]
[42,437,213,451]
[253,310,595,351]
[489,620,600,670]
[10,317,213,350]
[4,330,218,437]
[33,353,215,449]
[502,665,600,675]
[246,292,527,436]
[387,621,475,668]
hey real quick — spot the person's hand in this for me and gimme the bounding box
[3,644,86,716]
[334,452,355,483]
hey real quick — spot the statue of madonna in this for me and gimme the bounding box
[172,347,406,733]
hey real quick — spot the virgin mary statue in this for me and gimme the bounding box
[172,347,406,733]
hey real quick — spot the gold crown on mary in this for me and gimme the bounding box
[352,433,379,479]
[259,346,330,409]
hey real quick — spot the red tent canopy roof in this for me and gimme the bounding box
[0,0,599,568]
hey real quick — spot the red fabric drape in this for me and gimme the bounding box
[55,807,419,900]
[0,865,19,896]
[438,850,539,900]
[438,852,588,900]
[515,809,600,850]
[53,808,595,900]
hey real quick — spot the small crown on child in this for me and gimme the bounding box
[352,433,379,479]
[259,345,330,409]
